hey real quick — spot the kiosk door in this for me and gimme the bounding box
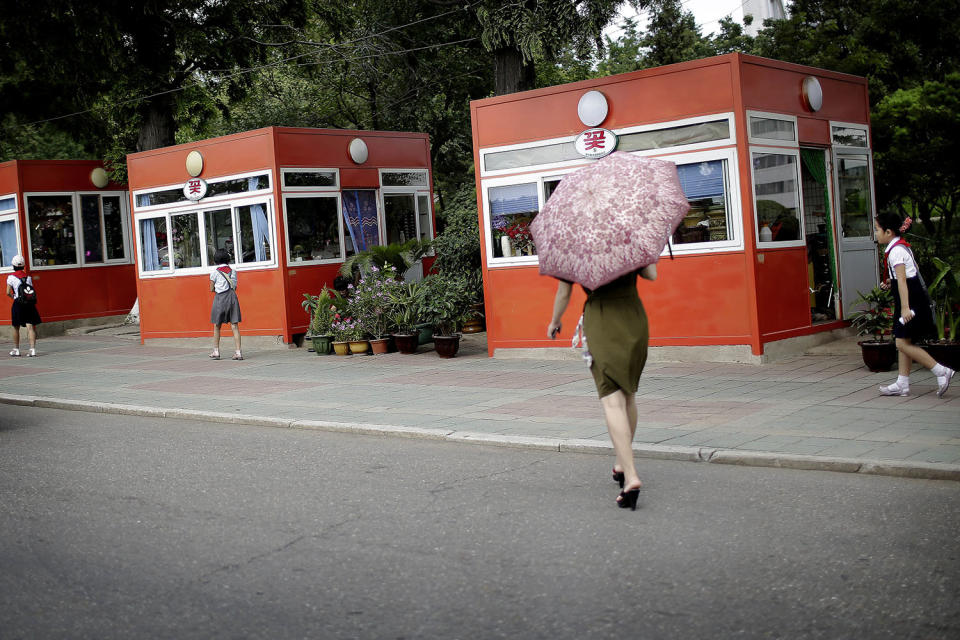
[833,149,878,317]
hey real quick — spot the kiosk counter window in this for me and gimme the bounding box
[24,192,131,268]
[138,198,274,274]
[0,195,20,271]
[747,113,803,247]
[380,169,434,249]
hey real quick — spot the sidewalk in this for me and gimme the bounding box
[1,330,958,481]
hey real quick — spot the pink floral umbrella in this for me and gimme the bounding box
[530,152,690,290]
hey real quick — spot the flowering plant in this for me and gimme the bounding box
[330,314,364,342]
[505,221,534,254]
[347,264,404,338]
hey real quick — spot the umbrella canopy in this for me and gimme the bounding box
[530,152,690,290]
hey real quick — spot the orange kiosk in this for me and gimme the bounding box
[471,53,879,359]
[126,127,435,344]
[0,160,136,329]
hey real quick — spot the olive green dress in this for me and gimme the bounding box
[582,271,650,398]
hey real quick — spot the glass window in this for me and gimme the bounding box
[836,155,873,238]
[417,195,432,242]
[384,194,418,245]
[171,212,202,268]
[341,190,379,256]
[282,170,337,189]
[672,160,732,245]
[0,216,18,268]
[237,203,272,264]
[619,120,731,152]
[382,171,428,187]
[206,174,269,199]
[102,196,125,260]
[27,195,77,266]
[489,182,538,258]
[204,208,234,264]
[80,195,104,263]
[140,217,169,271]
[749,116,796,142]
[484,142,579,172]
[753,152,801,243]
[136,187,183,208]
[543,178,561,202]
[285,196,341,262]
[0,196,16,212]
[832,126,868,148]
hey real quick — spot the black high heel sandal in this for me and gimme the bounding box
[617,488,640,511]
[612,468,625,488]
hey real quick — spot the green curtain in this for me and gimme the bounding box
[801,149,838,295]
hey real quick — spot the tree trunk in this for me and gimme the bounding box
[493,47,536,96]
[136,96,177,152]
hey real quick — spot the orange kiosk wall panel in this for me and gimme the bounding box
[0,160,136,326]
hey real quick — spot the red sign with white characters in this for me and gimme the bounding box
[574,128,617,158]
[183,177,208,201]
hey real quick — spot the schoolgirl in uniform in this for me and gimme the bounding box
[5,254,40,357]
[874,213,953,397]
[209,249,242,361]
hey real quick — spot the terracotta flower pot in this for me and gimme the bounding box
[433,334,461,358]
[369,338,390,354]
[393,333,418,354]
[332,341,351,356]
[859,340,896,372]
[349,340,370,355]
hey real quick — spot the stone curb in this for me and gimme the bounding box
[2,394,959,482]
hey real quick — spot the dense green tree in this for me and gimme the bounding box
[639,0,713,67]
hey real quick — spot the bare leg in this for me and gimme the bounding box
[896,337,936,371]
[230,323,241,355]
[613,393,639,474]
[26,324,36,350]
[212,324,222,354]
[12,326,20,351]
[600,391,641,491]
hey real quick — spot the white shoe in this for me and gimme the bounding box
[937,368,954,398]
[9,348,19,357]
[27,348,36,357]
[879,382,909,396]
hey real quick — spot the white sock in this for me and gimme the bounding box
[897,375,910,386]
[932,364,948,377]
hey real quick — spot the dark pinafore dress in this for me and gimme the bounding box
[581,271,650,398]
[887,242,934,342]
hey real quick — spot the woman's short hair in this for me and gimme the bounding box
[213,249,231,265]
[875,211,903,234]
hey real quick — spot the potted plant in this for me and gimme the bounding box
[420,273,474,358]
[389,281,425,354]
[302,288,343,355]
[348,264,403,354]
[330,314,363,356]
[924,256,960,369]
[849,285,896,372]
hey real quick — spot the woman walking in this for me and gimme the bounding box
[6,254,40,357]
[209,249,243,361]
[547,264,657,510]
[874,212,953,397]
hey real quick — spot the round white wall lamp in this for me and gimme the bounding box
[348,138,369,164]
[802,76,823,112]
[90,167,109,188]
[577,90,609,127]
[185,150,204,177]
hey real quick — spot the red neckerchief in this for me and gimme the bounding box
[883,237,911,284]
[216,265,232,275]
[11,269,28,280]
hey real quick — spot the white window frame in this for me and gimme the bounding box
[132,169,273,214]
[749,146,805,248]
[657,147,744,255]
[379,168,430,188]
[76,191,132,266]
[24,192,81,270]
[380,169,434,251]
[478,112,737,179]
[281,192,345,266]
[746,111,799,147]
[0,193,21,274]
[280,167,339,192]
[829,121,870,149]
[135,196,277,278]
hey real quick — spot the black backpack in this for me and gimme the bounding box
[15,277,37,306]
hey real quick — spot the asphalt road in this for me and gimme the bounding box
[1,405,958,640]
